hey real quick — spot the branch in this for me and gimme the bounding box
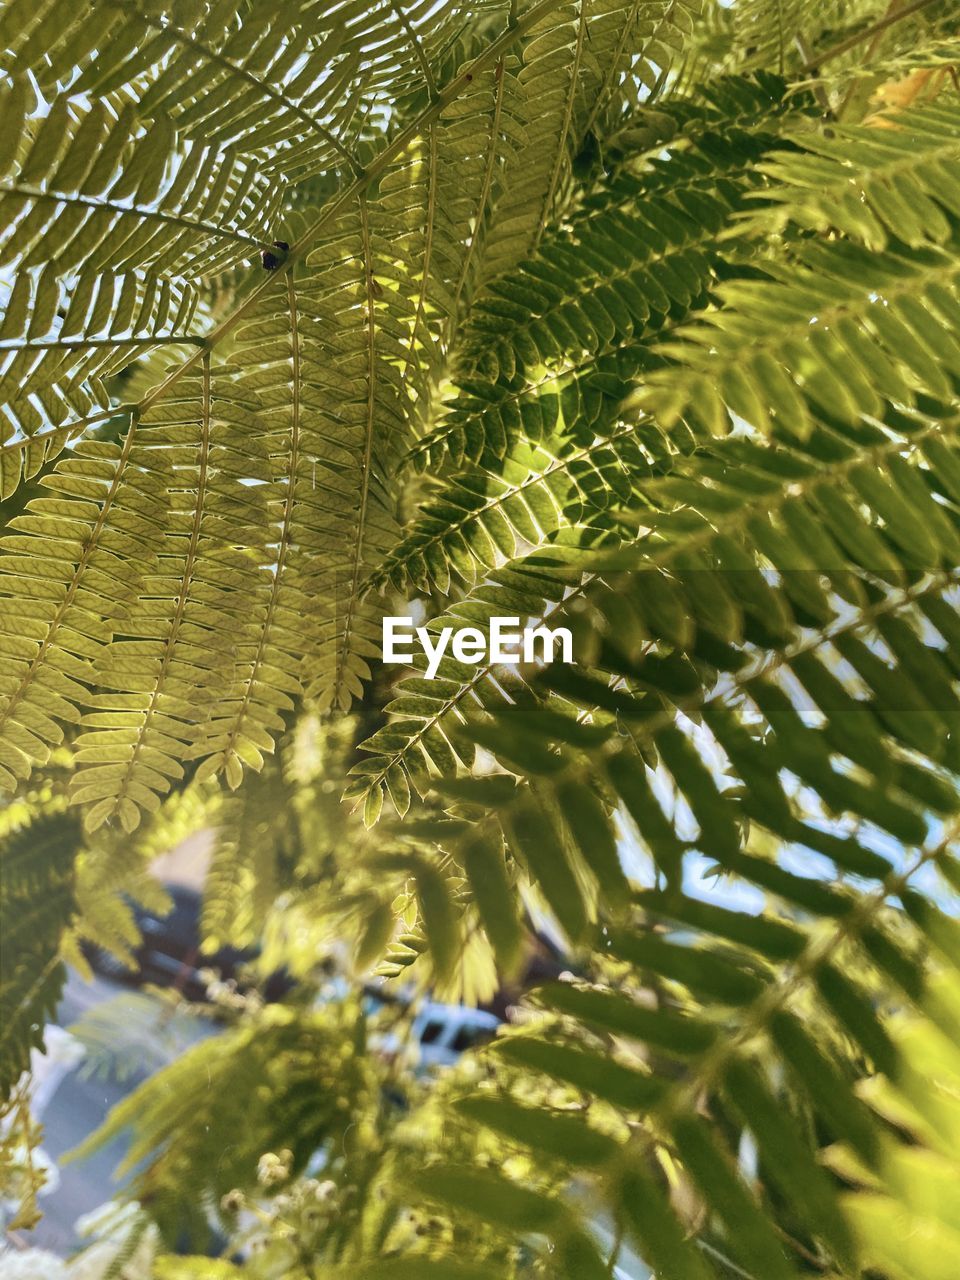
[801,0,940,73]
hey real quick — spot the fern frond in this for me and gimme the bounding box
[227,205,404,719]
[61,360,273,829]
[458,187,716,388]
[201,759,299,951]
[5,1,960,1272]
[479,1,703,285]
[0,267,200,451]
[0,82,277,494]
[812,32,960,100]
[733,0,878,74]
[0,810,78,1096]
[356,391,960,968]
[738,102,960,249]
[435,53,524,329]
[3,0,484,181]
[71,1001,382,1247]
[0,89,279,275]
[0,0,591,817]
[70,990,207,1083]
[413,82,790,471]
[439,551,960,929]
[457,812,959,1276]
[369,426,648,594]
[409,345,652,472]
[347,559,588,821]
[0,423,77,502]
[641,234,960,436]
[60,774,215,974]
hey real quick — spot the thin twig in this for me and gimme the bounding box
[838,0,907,122]
[802,0,939,73]
[605,1216,625,1276]
[794,33,832,114]
[773,1222,831,1270]
[696,1238,761,1280]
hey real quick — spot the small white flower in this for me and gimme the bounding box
[257,1151,289,1186]
[221,1188,245,1213]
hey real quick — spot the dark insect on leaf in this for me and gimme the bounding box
[261,240,290,270]
[572,130,603,182]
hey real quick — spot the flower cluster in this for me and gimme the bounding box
[256,1148,294,1188]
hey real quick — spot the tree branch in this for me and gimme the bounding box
[801,0,940,73]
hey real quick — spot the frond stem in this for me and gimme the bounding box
[0,406,133,458]
[0,955,61,1062]
[0,335,205,351]
[218,275,303,774]
[389,0,437,97]
[0,405,143,739]
[332,191,379,709]
[400,125,439,386]
[0,183,272,252]
[370,423,638,589]
[532,0,587,253]
[352,572,596,804]
[695,1239,761,1280]
[581,0,645,139]
[449,58,506,335]
[105,354,213,821]
[440,563,959,907]
[653,807,960,1129]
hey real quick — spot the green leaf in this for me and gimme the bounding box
[505,799,587,943]
[539,983,716,1057]
[670,1115,798,1280]
[454,1096,619,1166]
[614,1157,713,1280]
[557,778,629,909]
[494,1036,665,1110]
[409,1164,561,1234]
[414,861,460,985]
[459,831,524,977]
[724,1058,855,1266]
